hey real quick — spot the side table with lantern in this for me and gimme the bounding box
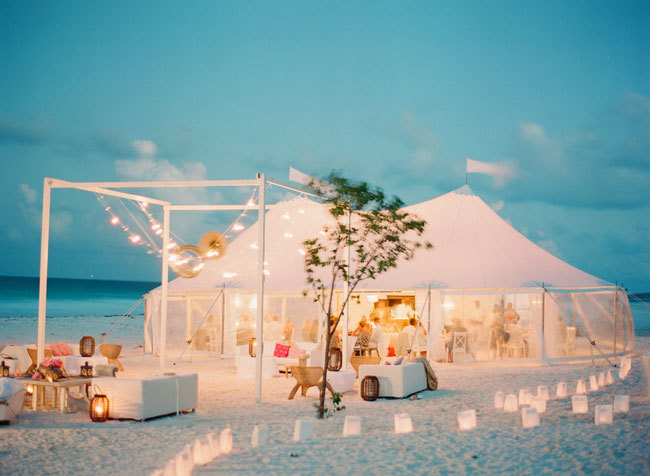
[17,377,93,413]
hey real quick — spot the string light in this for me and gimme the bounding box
[223,272,237,278]
[129,234,141,244]
[110,216,120,225]
[233,223,244,231]
[284,232,293,238]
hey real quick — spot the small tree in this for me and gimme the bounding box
[303,172,431,419]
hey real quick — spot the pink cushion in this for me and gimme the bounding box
[287,346,305,359]
[50,342,73,356]
[273,343,290,358]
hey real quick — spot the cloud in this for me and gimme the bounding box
[0,116,50,145]
[19,184,37,204]
[131,140,158,158]
[503,93,650,210]
[491,200,504,212]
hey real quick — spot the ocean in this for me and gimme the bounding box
[0,276,158,318]
[0,275,648,332]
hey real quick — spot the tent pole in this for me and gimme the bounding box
[342,208,351,370]
[160,204,170,369]
[254,173,266,403]
[541,290,546,360]
[613,289,618,353]
[427,285,431,336]
[221,284,225,356]
[37,178,52,365]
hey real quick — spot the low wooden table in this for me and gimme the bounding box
[288,366,334,400]
[18,377,92,413]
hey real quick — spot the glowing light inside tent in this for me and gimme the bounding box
[167,242,177,249]
[282,213,290,220]
[246,199,256,207]
[130,234,141,244]
[249,296,257,310]
[250,243,258,249]
[193,263,205,272]
[233,223,244,231]
[234,296,242,308]
[151,223,161,231]
[139,201,149,209]
[366,295,379,304]
[223,272,237,278]
[263,269,271,276]
[298,208,305,214]
[443,298,455,310]
[284,232,293,238]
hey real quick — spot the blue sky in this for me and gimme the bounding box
[1,1,648,291]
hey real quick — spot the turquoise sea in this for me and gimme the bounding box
[0,275,648,333]
[0,276,158,318]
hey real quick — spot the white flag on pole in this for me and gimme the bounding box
[289,166,315,186]
[466,157,516,186]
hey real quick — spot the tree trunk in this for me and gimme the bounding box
[318,329,331,419]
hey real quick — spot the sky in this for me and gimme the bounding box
[1,1,648,292]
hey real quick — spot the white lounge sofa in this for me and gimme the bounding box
[358,361,427,398]
[235,340,325,379]
[91,373,198,421]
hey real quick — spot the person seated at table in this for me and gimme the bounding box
[329,316,342,348]
[351,315,369,336]
[503,302,520,324]
[281,315,297,344]
[354,322,372,354]
[402,317,418,340]
[263,314,283,341]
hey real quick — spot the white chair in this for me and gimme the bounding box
[449,331,468,363]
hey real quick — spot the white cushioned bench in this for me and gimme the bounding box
[92,373,198,421]
[358,362,427,398]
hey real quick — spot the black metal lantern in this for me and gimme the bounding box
[0,360,9,377]
[80,336,95,357]
[328,347,343,372]
[80,361,93,378]
[361,375,380,401]
[248,337,257,358]
[90,394,109,422]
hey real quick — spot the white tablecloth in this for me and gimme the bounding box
[63,355,109,376]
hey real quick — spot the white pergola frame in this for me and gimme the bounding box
[37,174,320,403]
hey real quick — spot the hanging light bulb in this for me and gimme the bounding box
[151,223,161,231]
[167,241,177,249]
[282,213,290,220]
[223,272,237,278]
[139,201,149,209]
[129,234,142,244]
[246,199,256,207]
[110,216,120,225]
[233,223,244,231]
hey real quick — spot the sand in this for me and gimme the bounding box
[1,317,649,476]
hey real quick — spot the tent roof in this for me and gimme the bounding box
[168,186,609,292]
[361,185,608,290]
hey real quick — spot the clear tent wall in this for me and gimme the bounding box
[144,289,328,357]
[429,286,634,361]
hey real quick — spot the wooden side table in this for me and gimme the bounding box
[18,377,91,413]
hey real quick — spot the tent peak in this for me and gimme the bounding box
[453,184,475,196]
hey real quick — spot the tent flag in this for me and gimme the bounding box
[465,157,516,186]
[289,166,315,186]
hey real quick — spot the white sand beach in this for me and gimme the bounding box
[1,317,649,476]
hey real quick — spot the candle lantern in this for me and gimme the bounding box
[521,407,540,428]
[343,415,362,436]
[0,360,9,377]
[457,409,477,430]
[80,336,95,357]
[589,374,599,392]
[576,379,586,395]
[80,361,93,378]
[595,404,613,425]
[613,395,630,413]
[90,394,109,422]
[26,384,34,396]
[556,382,568,398]
[494,391,505,409]
[328,347,343,372]
[360,376,380,401]
[248,337,256,358]
[572,395,589,414]
[503,394,518,412]
[394,413,413,434]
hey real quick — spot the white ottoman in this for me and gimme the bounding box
[643,353,650,397]
[327,369,356,393]
[358,362,427,398]
[91,373,198,421]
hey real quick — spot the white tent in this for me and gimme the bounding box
[146,185,634,363]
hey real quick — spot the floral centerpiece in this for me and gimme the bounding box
[35,358,65,381]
